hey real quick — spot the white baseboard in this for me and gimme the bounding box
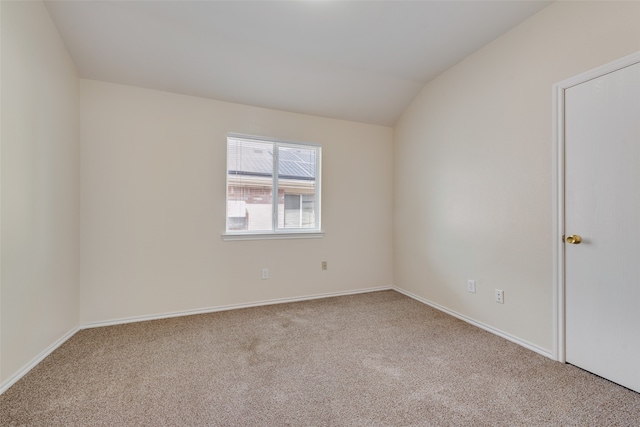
[0,326,79,395]
[2,285,550,395]
[392,286,554,360]
[0,286,392,395]
[81,285,394,330]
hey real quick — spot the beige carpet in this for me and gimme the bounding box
[1,290,639,426]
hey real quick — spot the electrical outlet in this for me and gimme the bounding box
[467,280,476,293]
[261,268,269,280]
[322,261,327,270]
[495,289,504,304]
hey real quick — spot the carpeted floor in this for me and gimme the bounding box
[1,290,639,426]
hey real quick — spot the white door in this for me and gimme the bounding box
[564,60,640,393]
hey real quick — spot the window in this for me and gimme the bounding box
[225,134,321,238]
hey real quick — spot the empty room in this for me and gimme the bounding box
[1,0,639,425]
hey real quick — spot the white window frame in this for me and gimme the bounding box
[223,133,323,241]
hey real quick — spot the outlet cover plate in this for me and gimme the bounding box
[467,280,476,293]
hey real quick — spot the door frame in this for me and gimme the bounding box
[552,50,640,363]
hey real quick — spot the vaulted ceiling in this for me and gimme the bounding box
[45,1,552,126]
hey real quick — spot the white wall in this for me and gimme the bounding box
[80,80,393,324]
[1,1,80,385]
[393,1,640,353]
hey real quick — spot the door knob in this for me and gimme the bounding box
[566,234,582,244]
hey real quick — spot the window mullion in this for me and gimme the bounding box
[272,142,279,232]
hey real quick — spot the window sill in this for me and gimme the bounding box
[222,231,325,241]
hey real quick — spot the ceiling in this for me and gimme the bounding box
[45,1,552,126]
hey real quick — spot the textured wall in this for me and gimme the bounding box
[393,1,640,353]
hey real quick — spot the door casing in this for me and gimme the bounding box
[552,50,640,363]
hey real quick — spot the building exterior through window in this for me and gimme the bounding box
[226,135,320,233]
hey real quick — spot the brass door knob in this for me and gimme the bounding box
[566,235,582,244]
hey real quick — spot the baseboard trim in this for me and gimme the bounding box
[392,286,554,360]
[2,285,552,395]
[1,286,393,395]
[81,285,394,330]
[0,326,79,395]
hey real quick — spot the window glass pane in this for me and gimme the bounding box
[284,194,301,227]
[278,145,316,229]
[301,194,315,228]
[226,135,320,234]
[227,138,273,231]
